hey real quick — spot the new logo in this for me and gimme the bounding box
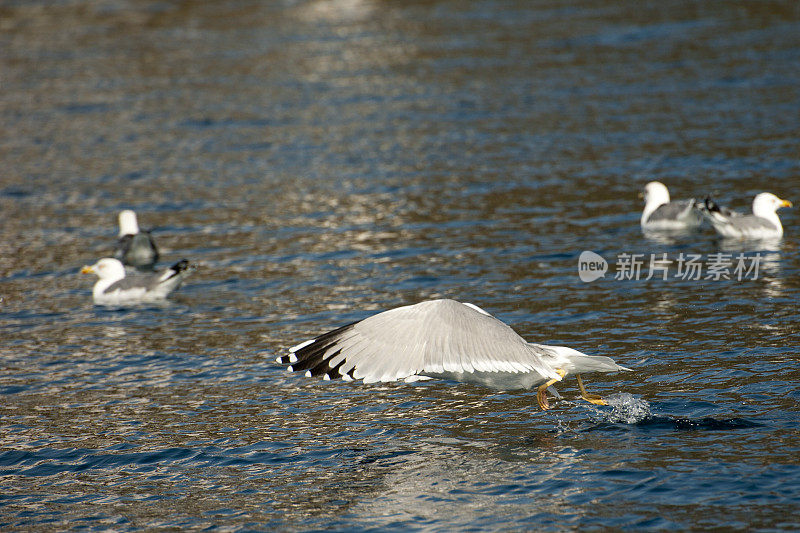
[578,251,608,283]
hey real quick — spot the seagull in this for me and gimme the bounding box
[81,257,194,305]
[699,192,792,239]
[277,299,630,410]
[114,210,159,270]
[640,181,703,231]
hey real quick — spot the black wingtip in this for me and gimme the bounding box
[170,259,192,273]
[281,321,360,381]
[704,196,721,213]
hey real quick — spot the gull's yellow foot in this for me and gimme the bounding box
[536,385,551,410]
[536,369,566,410]
[576,374,607,406]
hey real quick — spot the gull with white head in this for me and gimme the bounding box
[81,257,193,305]
[699,192,792,239]
[114,210,159,270]
[640,181,703,231]
[277,299,631,410]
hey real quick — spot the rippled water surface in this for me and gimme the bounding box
[2,0,800,530]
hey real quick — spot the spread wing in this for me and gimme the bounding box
[279,299,561,383]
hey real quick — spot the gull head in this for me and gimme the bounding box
[81,258,126,281]
[118,210,140,237]
[752,192,792,217]
[642,181,670,208]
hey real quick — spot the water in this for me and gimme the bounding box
[2,0,800,530]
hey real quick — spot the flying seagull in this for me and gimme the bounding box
[114,210,159,270]
[699,192,792,239]
[640,181,703,231]
[81,257,193,305]
[277,299,630,410]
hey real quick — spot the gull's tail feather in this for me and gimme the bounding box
[697,197,735,232]
[703,196,721,214]
[155,259,195,294]
[165,259,191,279]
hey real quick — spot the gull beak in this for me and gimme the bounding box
[80,265,94,274]
[780,199,793,208]
[637,191,644,199]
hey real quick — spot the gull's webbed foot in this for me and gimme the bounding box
[576,374,607,406]
[536,369,566,410]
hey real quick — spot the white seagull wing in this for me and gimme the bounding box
[280,299,562,384]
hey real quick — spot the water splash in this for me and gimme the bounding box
[586,393,762,431]
[598,393,653,424]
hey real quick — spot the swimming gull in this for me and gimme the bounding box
[277,299,630,410]
[81,257,194,305]
[640,181,703,231]
[114,210,159,270]
[699,192,792,239]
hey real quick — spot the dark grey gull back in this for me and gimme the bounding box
[114,231,159,270]
[645,199,696,223]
